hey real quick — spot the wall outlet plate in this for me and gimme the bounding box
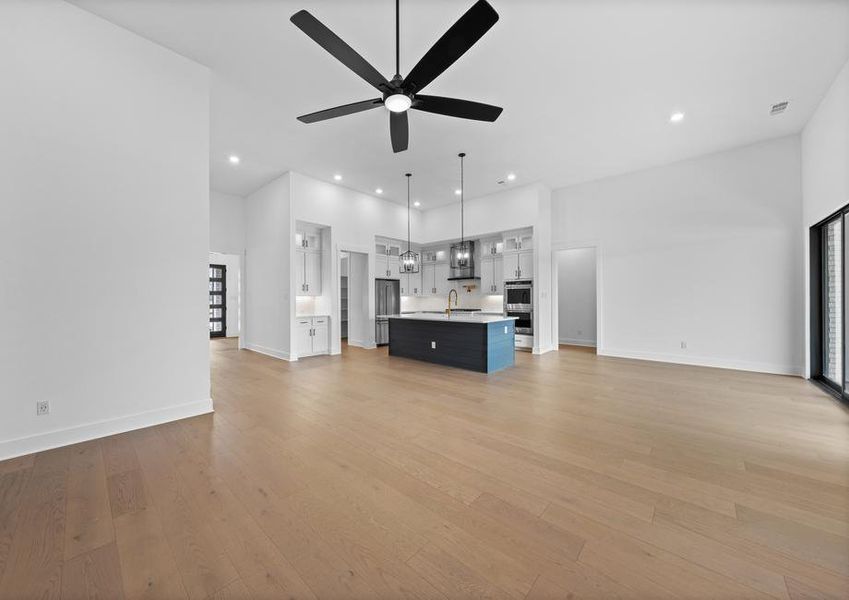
[37,400,50,416]
[431,341,436,349]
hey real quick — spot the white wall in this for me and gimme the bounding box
[802,58,849,376]
[210,190,245,255]
[244,173,292,359]
[552,135,803,375]
[0,0,211,459]
[557,248,597,346]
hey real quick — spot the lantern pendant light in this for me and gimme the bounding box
[451,152,472,268]
[399,173,420,273]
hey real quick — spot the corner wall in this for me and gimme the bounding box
[552,135,804,375]
[0,0,211,459]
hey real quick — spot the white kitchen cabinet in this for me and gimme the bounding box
[480,238,503,257]
[503,232,533,253]
[503,250,533,280]
[518,250,533,280]
[400,271,421,296]
[375,253,389,278]
[295,316,329,358]
[296,249,321,295]
[481,256,504,294]
[375,238,402,279]
[295,227,321,251]
[421,263,436,295]
[435,262,451,296]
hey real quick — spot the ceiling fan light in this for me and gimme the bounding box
[385,94,412,113]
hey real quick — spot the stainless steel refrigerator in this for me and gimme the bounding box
[375,278,400,346]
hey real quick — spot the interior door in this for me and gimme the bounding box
[209,264,226,338]
[823,217,843,386]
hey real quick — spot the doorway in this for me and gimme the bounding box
[810,206,849,406]
[342,250,370,349]
[209,251,241,339]
[556,247,598,348]
[209,264,226,338]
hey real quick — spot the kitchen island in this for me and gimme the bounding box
[388,313,517,373]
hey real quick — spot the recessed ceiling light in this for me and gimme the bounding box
[375,188,383,194]
[414,201,421,207]
[454,189,462,196]
[228,155,240,164]
[333,174,342,181]
[506,173,516,181]
[669,111,685,123]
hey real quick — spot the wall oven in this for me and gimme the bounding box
[504,280,533,334]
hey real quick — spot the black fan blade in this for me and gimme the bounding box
[291,10,389,92]
[390,111,409,153]
[402,0,498,93]
[297,98,383,124]
[413,95,502,122]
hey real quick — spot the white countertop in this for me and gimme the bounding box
[385,312,517,323]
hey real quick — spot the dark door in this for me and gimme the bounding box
[209,264,226,338]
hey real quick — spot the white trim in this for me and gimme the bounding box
[599,347,803,376]
[0,399,213,461]
[245,343,292,361]
[532,344,558,355]
[559,338,597,347]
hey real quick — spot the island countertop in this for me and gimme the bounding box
[384,313,518,324]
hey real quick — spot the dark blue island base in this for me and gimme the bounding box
[388,315,515,373]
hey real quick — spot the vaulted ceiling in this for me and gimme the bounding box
[71,0,849,207]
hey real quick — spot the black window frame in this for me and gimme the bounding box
[209,264,227,338]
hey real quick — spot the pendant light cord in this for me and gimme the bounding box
[406,173,412,252]
[459,152,465,244]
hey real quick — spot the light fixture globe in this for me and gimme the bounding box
[384,93,412,113]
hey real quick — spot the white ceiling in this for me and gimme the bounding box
[70,0,849,208]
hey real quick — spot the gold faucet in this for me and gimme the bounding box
[446,288,458,317]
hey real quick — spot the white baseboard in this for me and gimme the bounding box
[599,348,803,377]
[559,338,597,347]
[245,343,291,361]
[532,345,558,355]
[0,398,213,461]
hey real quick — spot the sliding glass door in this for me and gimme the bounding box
[811,207,849,404]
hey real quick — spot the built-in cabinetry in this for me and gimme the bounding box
[503,230,533,280]
[375,238,403,279]
[295,224,322,295]
[480,255,504,294]
[295,315,329,357]
[420,258,450,296]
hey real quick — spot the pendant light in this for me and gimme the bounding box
[399,173,420,273]
[451,152,472,268]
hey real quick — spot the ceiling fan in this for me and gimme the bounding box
[290,0,503,153]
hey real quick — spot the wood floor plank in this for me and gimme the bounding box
[60,541,125,600]
[107,469,147,519]
[100,435,140,478]
[0,467,32,584]
[113,505,188,600]
[0,447,70,600]
[64,442,114,560]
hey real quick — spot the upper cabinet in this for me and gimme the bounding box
[503,231,533,253]
[295,227,321,251]
[480,238,504,257]
[481,255,504,294]
[375,238,403,279]
[296,223,323,296]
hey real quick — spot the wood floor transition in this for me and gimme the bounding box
[0,338,847,599]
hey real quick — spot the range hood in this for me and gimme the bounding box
[448,240,479,280]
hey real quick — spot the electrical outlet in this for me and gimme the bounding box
[680,341,687,350]
[504,325,508,334]
[36,400,50,416]
[431,341,436,349]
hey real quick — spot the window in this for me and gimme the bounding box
[209,264,226,338]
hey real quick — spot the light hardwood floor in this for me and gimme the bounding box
[1,339,848,599]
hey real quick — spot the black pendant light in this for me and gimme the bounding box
[400,173,420,273]
[451,153,472,268]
